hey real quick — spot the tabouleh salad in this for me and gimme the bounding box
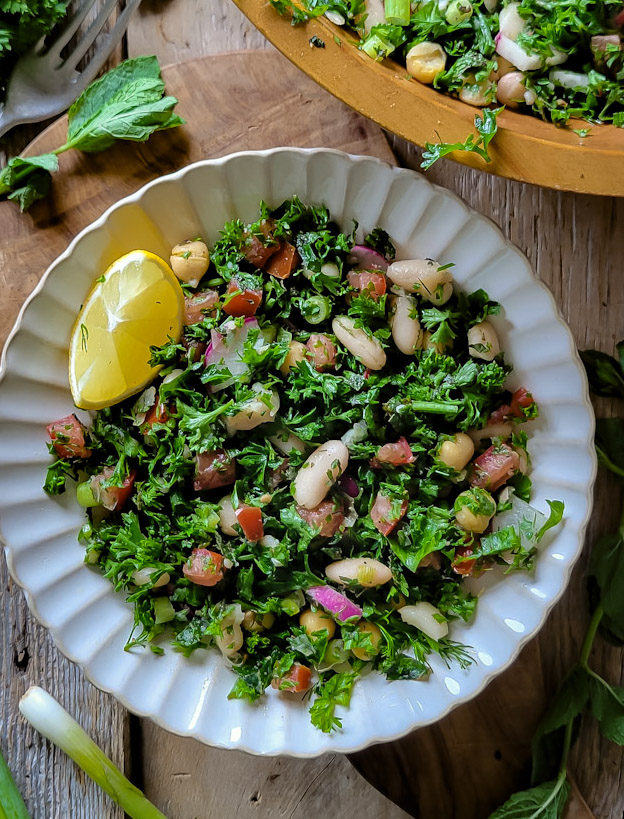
[45,197,563,732]
[272,0,624,129]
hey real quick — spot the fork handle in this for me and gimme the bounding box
[0,106,25,141]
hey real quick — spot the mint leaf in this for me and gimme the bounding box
[590,532,624,632]
[580,348,624,399]
[65,56,184,153]
[595,418,624,480]
[488,778,569,819]
[531,666,589,783]
[589,675,624,745]
[0,153,58,211]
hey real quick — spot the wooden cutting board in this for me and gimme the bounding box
[0,51,592,819]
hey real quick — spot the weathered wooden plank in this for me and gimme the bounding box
[0,3,129,817]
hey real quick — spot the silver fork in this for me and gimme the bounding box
[0,0,141,139]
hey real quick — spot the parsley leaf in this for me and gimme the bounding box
[421,107,503,171]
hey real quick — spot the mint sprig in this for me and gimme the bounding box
[0,55,184,211]
[489,340,624,818]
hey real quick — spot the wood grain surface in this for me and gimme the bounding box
[0,2,622,818]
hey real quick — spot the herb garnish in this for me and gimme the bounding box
[0,56,184,211]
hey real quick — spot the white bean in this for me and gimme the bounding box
[468,321,500,361]
[390,295,423,355]
[219,495,238,536]
[332,316,386,370]
[386,259,453,306]
[270,429,307,455]
[406,42,447,85]
[496,71,526,106]
[437,432,475,471]
[293,440,349,510]
[132,567,170,588]
[325,558,392,588]
[225,383,280,434]
[400,602,449,641]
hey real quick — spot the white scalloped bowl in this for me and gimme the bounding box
[0,148,595,757]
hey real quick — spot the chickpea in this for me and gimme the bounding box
[242,611,276,632]
[170,239,210,287]
[279,340,307,376]
[386,259,453,306]
[422,330,450,355]
[351,621,382,660]
[468,321,500,361]
[406,42,447,85]
[492,56,515,80]
[437,432,475,471]
[459,74,495,106]
[132,567,170,588]
[300,608,336,640]
[496,71,526,107]
[454,487,496,533]
[387,593,407,611]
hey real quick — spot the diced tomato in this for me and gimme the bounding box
[271,663,313,694]
[347,270,387,300]
[184,290,218,325]
[510,388,536,418]
[91,466,136,511]
[306,333,336,371]
[489,387,536,424]
[470,443,520,492]
[235,505,264,542]
[614,7,624,26]
[452,545,476,576]
[142,400,170,431]
[296,500,345,537]
[46,414,91,459]
[266,242,299,279]
[370,492,408,536]
[371,436,414,468]
[194,450,236,491]
[241,220,278,268]
[223,279,263,317]
[183,548,225,586]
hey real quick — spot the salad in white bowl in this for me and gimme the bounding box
[0,149,594,755]
[44,196,563,732]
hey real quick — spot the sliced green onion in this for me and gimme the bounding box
[384,0,410,26]
[281,591,305,616]
[76,480,98,508]
[360,34,397,61]
[301,295,331,324]
[154,597,175,624]
[19,687,167,819]
[0,747,30,818]
[445,0,473,25]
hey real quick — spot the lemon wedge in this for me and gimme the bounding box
[69,250,184,410]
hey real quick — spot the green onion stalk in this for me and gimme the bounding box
[19,688,167,819]
[0,745,30,818]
